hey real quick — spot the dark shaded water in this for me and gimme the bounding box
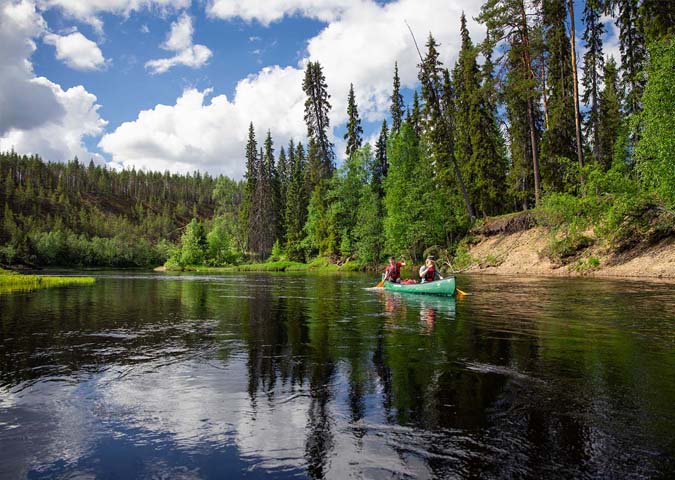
[1,273,674,479]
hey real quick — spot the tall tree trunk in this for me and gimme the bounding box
[568,0,585,170]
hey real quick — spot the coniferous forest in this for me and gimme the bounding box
[1,0,673,269]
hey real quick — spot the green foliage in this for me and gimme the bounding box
[206,215,242,265]
[635,37,675,207]
[178,219,207,266]
[383,124,465,260]
[354,188,384,264]
[267,239,285,262]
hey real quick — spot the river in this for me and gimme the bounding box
[1,272,674,479]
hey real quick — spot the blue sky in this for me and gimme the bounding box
[0,0,620,179]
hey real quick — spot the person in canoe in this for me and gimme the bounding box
[383,256,406,283]
[419,256,443,283]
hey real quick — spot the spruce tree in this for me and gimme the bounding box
[284,141,307,260]
[582,0,605,163]
[373,119,388,197]
[613,0,647,116]
[244,122,257,197]
[277,146,288,241]
[390,62,405,133]
[597,57,622,170]
[540,0,577,192]
[344,83,363,158]
[452,13,480,196]
[408,90,422,137]
[247,139,276,259]
[472,40,509,216]
[417,32,475,220]
[479,0,542,206]
[303,61,334,190]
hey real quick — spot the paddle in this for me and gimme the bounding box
[376,280,384,288]
[456,288,468,297]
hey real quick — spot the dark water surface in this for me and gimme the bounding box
[1,273,674,479]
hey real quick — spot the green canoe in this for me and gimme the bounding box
[384,277,456,296]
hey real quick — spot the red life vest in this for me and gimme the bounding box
[386,262,401,281]
[424,266,435,282]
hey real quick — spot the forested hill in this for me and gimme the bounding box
[0,151,243,267]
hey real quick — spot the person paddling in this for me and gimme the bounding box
[419,256,443,283]
[383,256,406,283]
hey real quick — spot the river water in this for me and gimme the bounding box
[0,272,673,479]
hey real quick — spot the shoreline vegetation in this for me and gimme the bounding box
[0,268,95,294]
[2,9,673,283]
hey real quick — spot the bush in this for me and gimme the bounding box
[544,233,594,264]
[635,36,675,208]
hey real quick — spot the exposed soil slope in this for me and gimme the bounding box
[463,218,675,279]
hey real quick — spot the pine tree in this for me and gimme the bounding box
[582,0,605,163]
[344,83,363,158]
[390,62,405,133]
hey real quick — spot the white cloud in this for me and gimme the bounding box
[43,30,107,70]
[145,12,213,74]
[601,14,621,65]
[0,0,106,163]
[0,77,107,163]
[99,65,306,177]
[207,0,354,25]
[37,0,190,32]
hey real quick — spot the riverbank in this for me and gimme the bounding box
[0,268,95,294]
[459,219,675,279]
[157,257,367,273]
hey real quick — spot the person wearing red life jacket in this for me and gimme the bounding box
[419,256,443,283]
[383,256,406,283]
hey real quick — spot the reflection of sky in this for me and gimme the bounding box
[1,353,439,479]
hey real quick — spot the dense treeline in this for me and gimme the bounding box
[172,0,670,267]
[3,0,674,269]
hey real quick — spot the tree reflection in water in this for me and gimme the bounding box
[0,273,673,479]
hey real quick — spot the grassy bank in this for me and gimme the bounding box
[165,257,370,273]
[0,268,95,294]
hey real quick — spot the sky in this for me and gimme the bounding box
[0,0,621,179]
